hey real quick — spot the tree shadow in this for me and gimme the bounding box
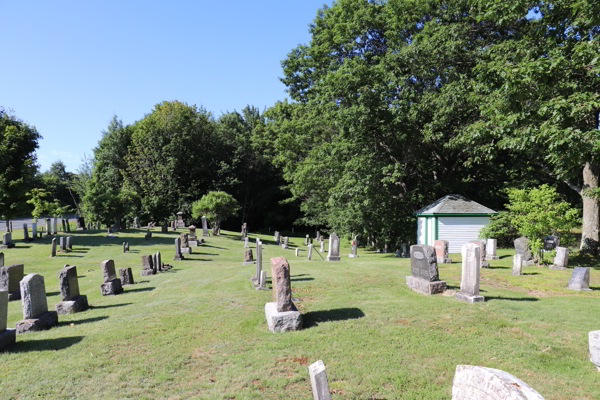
[46,291,60,297]
[58,316,109,326]
[523,272,540,276]
[202,244,226,250]
[303,307,365,328]
[90,303,133,309]
[291,277,314,282]
[180,258,212,262]
[590,287,600,291]
[69,250,88,254]
[446,285,460,290]
[125,287,155,293]
[6,336,85,353]
[485,296,539,302]
[499,255,512,259]
[486,266,509,269]
[13,245,33,249]
[56,255,84,258]
[291,274,310,278]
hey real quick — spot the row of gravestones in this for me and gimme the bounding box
[49,236,73,257]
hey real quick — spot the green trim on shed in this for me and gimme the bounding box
[416,213,495,217]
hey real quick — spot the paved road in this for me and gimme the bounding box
[1,215,80,231]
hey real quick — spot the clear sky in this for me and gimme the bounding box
[1,1,330,173]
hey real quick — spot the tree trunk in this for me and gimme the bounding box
[581,162,600,255]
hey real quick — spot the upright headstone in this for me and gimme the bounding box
[486,238,499,260]
[253,240,266,289]
[264,257,302,332]
[1,232,14,248]
[0,252,3,268]
[0,290,16,350]
[244,237,249,248]
[87,221,91,230]
[308,360,332,400]
[53,218,58,234]
[241,222,248,239]
[315,231,320,241]
[188,225,197,240]
[180,232,192,254]
[543,235,560,251]
[295,248,300,257]
[22,223,30,242]
[469,240,488,268]
[349,240,359,258]
[161,221,168,233]
[0,264,24,300]
[455,243,484,303]
[55,265,88,314]
[67,235,73,249]
[243,249,254,265]
[141,255,155,276]
[305,235,309,246]
[32,222,37,238]
[16,274,59,333]
[173,237,184,260]
[589,330,600,371]
[550,247,569,270]
[59,237,67,252]
[434,240,451,263]
[46,218,51,236]
[120,268,135,286]
[326,232,341,261]
[568,267,591,291]
[514,236,534,266]
[152,253,160,273]
[512,254,523,275]
[320,240,324,252]
[156,251,162,271]
[395,249,401,257]
[123,242,127,253]
[406,245,446,295]
[133,217,140,228]
[201,216,209,237]
[401,243,410,258]
[281,236,289,249]
[100,260,123,295]
[51,238,57,257]
[61,219,67,233]
[308,244,313,261]
[451,365,545,400]
[275,231,280,244]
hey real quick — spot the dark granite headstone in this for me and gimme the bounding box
[410,245,439,282]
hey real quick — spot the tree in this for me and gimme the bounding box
[38,160,79,212]
[0,108,41,220]
[192,191,240,234]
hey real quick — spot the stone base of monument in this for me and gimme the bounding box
[243,261,255,265]
[181,247,192,254]
[189,241,199,247]
[481,261,489,268]
[405,276,447,295]
[326,256,341,261]
[16,311,59,334]
[140,269,155,276]
[524,260,534,267]
[55,295,89,315]
[265,302,303,333]
[173,254,185,261]
[0,328,16,350]
[437,257,452,264]
[0,243,15,249]
[348,254,359,258]
[100,279,124,296]
[455,291,485,303]
[549,264,567,270]
[7,290,21,301]
[485,255,500,260]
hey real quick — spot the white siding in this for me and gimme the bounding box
[427,218,435,245]
[438,216,490,254]
[417,217,426,245]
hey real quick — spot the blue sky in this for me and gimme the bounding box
[1,1,330,173]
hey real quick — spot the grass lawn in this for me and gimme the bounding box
[1,228,600,399]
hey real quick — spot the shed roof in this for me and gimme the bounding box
[415,194,497,215]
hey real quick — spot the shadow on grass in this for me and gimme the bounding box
[446,285,460,290]
[56,255,84,258]
[126,287,155,293]
[202,244,226,250]
[485,296,539,302]
[590,286,600,291]
[7,336,84,353]
[523,272,540,276]
[303,307,365,328]
[486,266,509,269]
[292,274,310,278]
[90,303,133,309]
[59,316,109,326]
[180,258,213,262]
[499,255,512,259]
[568,253,600,270]
[70,250,88,254]
[291,277,314,282]
[46,291,60,297]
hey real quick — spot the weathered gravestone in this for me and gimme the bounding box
[451,365,545,400]
[244,237,249,248]
[512,254,523,276]
[31,222,37,239]
[568,267,591,291]
[253,240,267,290]
[308,244,313,261]
[543,235,560,251]
[468,240,488,268]
[16,274,59,334]
[100,260,124,295]
[241,222,248,239]
[401,243,410,258]
[349,240,359,258]
[201,216,209,237]
[180,233,192,254]
[59,237,67,252]
[550,246,569,270]
[320,240,324,253]
[316,231,321,241]
[51,238,57,257]
[161,221,168,233]
[326,232,341,262]
[295,248,300,257]
[406,245,446,295]
[0,264,24,301]
[395,249,401,257]
[264,256,303,332]
[304,235,310,246]
[120,267,135,286]
[144,229,152,240]
[156,251,163,270]
[133,217,140,228]
[243,249,254,265]
[486,238,499,260]
[87,221,91,230]
[188,225,197,240]
[67,236,72,250]
[589,330,600,371]
[308,360,331,400]
[53,218,58,234]
[434,240,451,263]
[152,253,161,272]
[455,243,484,303]
[514,236,534,266]
[0,290,16,350]
[176,211,185,228]
[23,223,30,242]
[46,218,52,236]
[281,236,289,249]
[123,242,127,253]
[0,252,3,267]
[141,255,155,276]
[1,232,14,249]
[173,237,184,260]
[55,265,88,314]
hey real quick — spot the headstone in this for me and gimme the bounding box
[23,223,29,242]
[0,290,16,350]
[51,238,57,257]
[123,242,127,253]
[451,365,545,400]
[406,245,446,295]
[486,238,499,260]
[53,218,57,234]
[434,240,451,263]
[201,216,209,237]
[173,237,184,260]
[349,240,359,258]
[241,222,248,239]
[315,231,320,241]
[305,235,309,246]
[59,237,67,252]
[308,360,331,400]
[512,254,523,275]
[550,246,569,270]
[0,252,3,268]
[244,237,249,248]
[469,240,488,268]
[144,229,152,240]
[589,330,600,371]
[65,236,72,250]
[0,264,24,300]
[156,251,162,271]
[188,225,197,240]
[133,217,140,228]
[395,249,401,257]
[568,267,591,291]
[259,270,267,289]
[152,253,160,272]
[120,268,135,286]
[320,240,324,252]
[264,256,302,332]
[295,248,300,257]
[243,249,254,265]
[55,265,88,314]
[108,227,113,234]
[543,235,560,251]
[66,219,71,232]
[308,244,313,261]
[253,241,265,289]
[141,255,155,276]
[100,260,123,295]
[161,222,168,233]
[1,232,14,248]
[87,221,91,230]
[514,236,534,266]
[455,243,484,303]
[275,231,280,244]
[16,274,59,333]
[281,236,289,249]
[401,243,410,258]
[326,232,341,261]
[46,218,51,236]
[32,222,37,238]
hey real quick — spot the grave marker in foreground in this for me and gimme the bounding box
[264,257,302,332]
[16,274,59,333]
[455,243,484,303]
[451,365,545,399]
[405,245,446,295]
[55,265,89,314]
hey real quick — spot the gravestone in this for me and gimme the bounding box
[46,218,51,236]
[133,217,140,228]
[153,253,161,272]
[16,274,59,333]
[0,252,3,267]
[568,267,591,291]
[173,237,184,260]
[0,290,16,350]
[244,237,249,248]
[253,240,266,290]
[309,360,331,400]
[144,229,152,240]
[23,223,30,242]
[320,240,324,252]
[406,245,446,295]
[455,243,484,303]
[395,249,401,257]
[1,232,14,249]
[32,222,37,238]
[100,260,123,295]
[123,242,127,253]
[401,243,410,258]
[281,236,289,249]
[316,231,320,241]
[53,218,58,234]
[452,365,545,400]
[543,235,560,251]
[108,227,113,234]
[0,264,24,300]
[241,222,248,239]
[67,236,72,250]
[259,270,267,289]
[468,240,488,268]
[76,217,85,230]
[243,249,254,265]
[55,265,88,314]
[308,244,313,261]
[349,240,359,258]
[264,256,302,332]
[62,219,67,232]
[141,255,155,276]
[295,248,300,257]
[59,237,67,252]
[176,211,185,228]
[512,254,523,275]
[51,238,57,257]
[120,268,135,286]
[486,238,499,260]
[180,233,192,254]
[514,236,534,266]
[305,235,309,246]
[589,330,600,371]
[326,232,341,261]
[87,221,91,230]
[161,221,168,233]
[434,240,451,263]
[66,219,71,232]
[188,225,197,240]
[550,246,569,270]
[201,216,209,237]
[156,252,162,271]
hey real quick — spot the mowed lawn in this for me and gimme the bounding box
[1,228,600,400]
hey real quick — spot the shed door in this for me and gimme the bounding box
[438,216,490,254]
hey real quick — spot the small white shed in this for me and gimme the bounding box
[415,194,497,254]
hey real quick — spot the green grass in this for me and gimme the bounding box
[1,228,600,399]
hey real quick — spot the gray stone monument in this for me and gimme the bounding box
[512,254,523,275]
[46,218,51,236]
[100,260,124,295]
[550,246,569,270]
[401,243,410,258]
[320,240,324,252]
[141,255,155,276]
[120,268,135,286]
[16,274,59,333]
[173,237,184,260]
[455,243,484,303]
[265,257,302,332]
[59,237,67,252]
[395,249,401,257]
[308,244,313,261]
[315,231,320,241]
[0,264,24,300]
[180,233,192,254]
[281,236,289,249]
[1,232,14,249]
[452,365,545,400]
[274,231,280,244]
[469,240,488,268]
[244,237,249,248]
[348,240,359,258]
[51,238,57,257]
[32,222,37,238]
[67,236,72,250]
[55,265,88,314]
[201,216,209,237]
[486,238,499,260]
[326,232,341,261]
[253,240,267,290]
[514,236,534,266]
[133,217,140,228]
[243,249,254,265]
[0,290,16,350]
[543,235,560,251]
[23,223,30,242]
[568,267,591,291]
[52,218,57,234]
[589,330,600,371]
[305,234,309,246]
[308,360,331,400]
[406,245,446,295]
[0,252,3,268]
[295,248,300,257]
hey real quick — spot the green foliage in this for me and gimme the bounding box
[478,211,520,248]
[505,185,580,255]
[26,188,72,220]
[37,160,79,211]
[192,191,240,232]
